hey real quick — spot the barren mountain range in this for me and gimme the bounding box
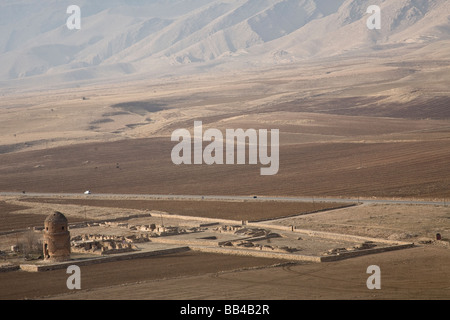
[1,0,449,87]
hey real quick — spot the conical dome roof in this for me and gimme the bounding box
[45,211,68,223]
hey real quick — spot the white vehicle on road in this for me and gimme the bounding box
[84,190,91,195]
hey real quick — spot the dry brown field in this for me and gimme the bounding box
[0,201,43,232]
[18,198,352,221]
[1,56,449,201]
[1,246,448,300]
[0,251,286,300]
[0,200,88,233]
[0,133,448,199]
[50,246,449,300]
[0,56,449,302]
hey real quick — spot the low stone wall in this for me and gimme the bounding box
[156,212,244,226]
[69,213,153,229]
[191,242,415,263]
[18,264,39,272]
[319,243,415,262]
[19,246,190,272]
[190,246,322,263]
[250,222,413,246]
[0,264,20,273]
[0,229,34,236]
[150,237,219,247]
[16,240,416,273]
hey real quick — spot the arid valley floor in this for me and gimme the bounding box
[0,52,449,300]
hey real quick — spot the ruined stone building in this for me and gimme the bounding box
[42,211,71,261]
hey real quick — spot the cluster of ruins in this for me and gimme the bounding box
[0,208,420,272]
[323,241,378,256]
[86,220,203,237]
[216,225,299,253]
[71,234,135,255]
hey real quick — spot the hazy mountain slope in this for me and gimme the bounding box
[256,0,450,61]
[0,0,448,86]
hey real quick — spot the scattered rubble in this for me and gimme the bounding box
[71,234,136,255]
[324,241,378,256]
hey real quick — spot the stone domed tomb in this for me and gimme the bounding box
[42,211,71,262]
